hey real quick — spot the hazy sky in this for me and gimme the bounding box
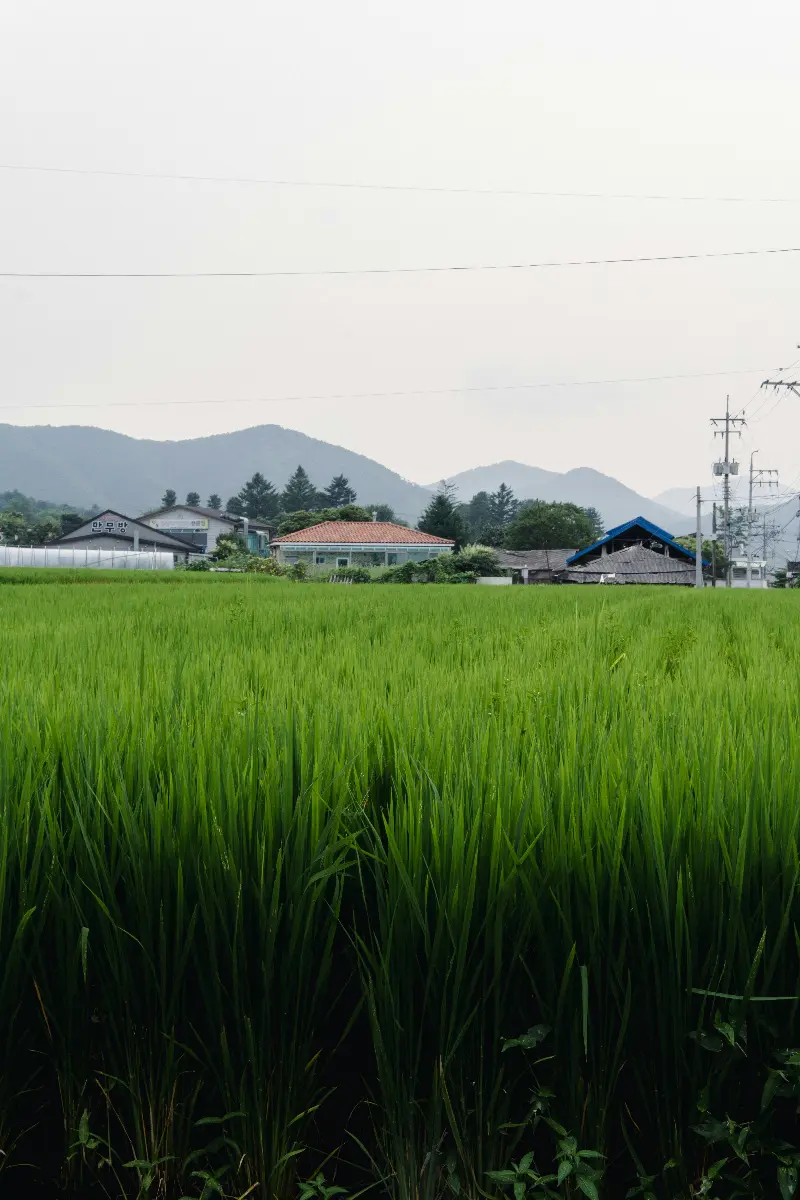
[1,0,800,499]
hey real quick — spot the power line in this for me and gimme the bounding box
[3,161,800,205]
[0,364,771,413]
[3,245,800,280]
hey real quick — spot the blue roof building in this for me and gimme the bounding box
[566,516,709,569]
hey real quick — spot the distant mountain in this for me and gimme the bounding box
[0,424,434,520]
[435,461,694,534]
[652,486,715,513]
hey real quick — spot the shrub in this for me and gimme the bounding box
[211,531,246,561]
[246,556,286,576]
[328,566,371,584]
[451,544,501,576]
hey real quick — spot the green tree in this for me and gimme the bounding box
[277,505,372,536]
[728,506,750,547]
[59,511,85,537]
[277,511,319,536]
[504,500,595,550]
[770,568,798,589]
[674,535,727,580]
[207,494,222,510]
[211,531,246,560]
[475,523,506,547]
[236,472,280,519]
[460,491,495,541]
[364,503,404,524]
[161,489,177,509]
[0,511,28,544]
[418,483,466,546]
[30,516,61,543]
[490,482,518,526]
[282,466,319,513]
[583,506,605,543]
[225,494,245,516]
[185,491,201,506]
[323,474,357,507]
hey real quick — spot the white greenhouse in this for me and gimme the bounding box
[0,546,175,571]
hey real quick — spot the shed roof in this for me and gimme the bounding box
[138,504,273,530]
[493,548,577,572]
[272,521,454,545]
[53,510,196,552]
[564,544,698,584]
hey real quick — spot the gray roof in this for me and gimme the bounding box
[137,504,273,530]
[493,548,577,573]
[564,544,697,585]
[54,510,196,552]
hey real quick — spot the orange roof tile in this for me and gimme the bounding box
[272,521,454,545]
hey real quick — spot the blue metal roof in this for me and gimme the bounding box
[566,516,710,567]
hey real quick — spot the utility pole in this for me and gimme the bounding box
[711,502,717,586]
[746,451,778,587]
[711,396,746,587]
[761,378,800,399]
[695,486,703,588]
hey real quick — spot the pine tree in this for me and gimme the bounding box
[583,506,605,543]
[186,491,200,506]
[323,474,357,507]
[225,495,245,516]
[236,473,280,519]
[161,489,177,509]
[207,494,222,510]
[490,482,518,526]
[281,466,319,513]
[418,483,466,546]
[462,490,494,540]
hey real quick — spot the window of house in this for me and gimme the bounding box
[732,567,746,579]
[286,556,297,565]
[337,557,349,568]
[316,554,327,564]
[388,553,398,565]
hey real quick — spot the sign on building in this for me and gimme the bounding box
[92,518,129,535]
[149,517,209,530]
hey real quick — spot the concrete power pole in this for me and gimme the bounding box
[695,487,703,588]
[745,451,778,587]
[711,396,746,587]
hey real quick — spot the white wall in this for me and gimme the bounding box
[143,507,231,553]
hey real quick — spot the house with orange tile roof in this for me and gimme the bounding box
[271,520,455,569]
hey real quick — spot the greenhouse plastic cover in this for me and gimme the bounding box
[0,547,175,570]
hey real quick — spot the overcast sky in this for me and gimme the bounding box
[1,0,799,499]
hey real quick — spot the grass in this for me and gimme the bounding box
[0,577,798,1197]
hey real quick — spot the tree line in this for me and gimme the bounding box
[159,468,402,533]
[162,473,615,550]
[0,491,96,546]
[418,481,607,550]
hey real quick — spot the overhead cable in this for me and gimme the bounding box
[2,245,800,279]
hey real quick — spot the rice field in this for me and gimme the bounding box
[0,575,799,1199]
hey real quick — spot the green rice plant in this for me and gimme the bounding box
[0,579,798,1196]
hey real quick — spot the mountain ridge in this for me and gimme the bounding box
[0,427,694,532]
[0,424,435,520]
[433,460,693,533]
